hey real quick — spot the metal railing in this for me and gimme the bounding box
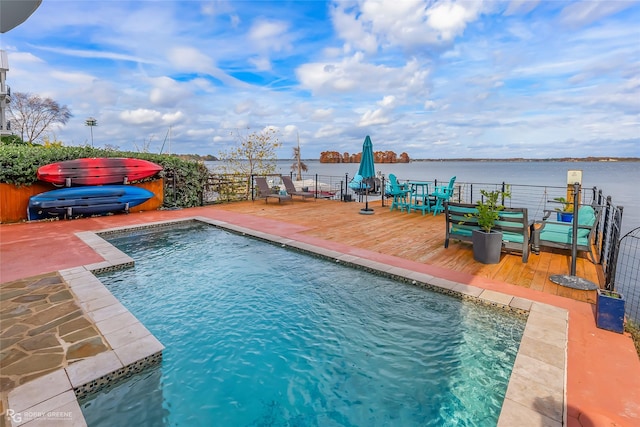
[609,227,640,325]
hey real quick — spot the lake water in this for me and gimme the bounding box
[207,160,639,234]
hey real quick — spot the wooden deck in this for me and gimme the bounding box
[216,198,603,303]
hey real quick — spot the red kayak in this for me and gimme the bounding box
[37,158,163,186]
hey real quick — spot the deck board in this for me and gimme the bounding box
[217,199,602,303]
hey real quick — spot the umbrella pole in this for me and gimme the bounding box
[360,186,374,215]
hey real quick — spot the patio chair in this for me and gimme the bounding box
[430,176,456,216]
[281,176,315,201]
[531,203,601,262]
[387,174,410,212]
[254,177,292,204]
[348,174,370,195]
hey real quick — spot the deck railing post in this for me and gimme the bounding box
[605,206,625,289]
[250,174,254,201]
[345,173,349,202]
[570,182,581,276]
[602,199,617,286]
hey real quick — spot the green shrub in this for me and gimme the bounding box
[0,145,210,208]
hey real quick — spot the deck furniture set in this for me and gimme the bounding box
[443,201,601,263]
[386,173,600,264]
[444,203,530,262]
[255,176,318,203]
[386,174,457,216]
[259,173,601,264]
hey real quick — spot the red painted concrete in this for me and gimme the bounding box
[1,206,639,426]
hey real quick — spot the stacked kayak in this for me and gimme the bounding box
[37,157,162,186]
[28,158,161,220]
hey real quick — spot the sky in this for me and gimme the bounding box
[1,0,639,159]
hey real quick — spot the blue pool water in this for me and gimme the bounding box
[81,222,525,426]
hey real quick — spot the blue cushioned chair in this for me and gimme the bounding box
[532,204,600,262]
[348,174,370,194]
[430,176,456,215]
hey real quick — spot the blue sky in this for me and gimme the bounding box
[1,0,639,159]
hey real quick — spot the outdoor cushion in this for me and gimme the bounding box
[450,225,525,243]
[578,205,596,226]
[539,223,589,245]
[348,174,369,190]
[539,205,596,245]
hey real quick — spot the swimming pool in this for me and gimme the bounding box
[81,222,525,426]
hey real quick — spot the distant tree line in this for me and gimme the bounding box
[319,151,410,163]
[175,154,218,161]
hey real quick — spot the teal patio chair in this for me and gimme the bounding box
[430,176,456,215]
[387,174,410,212]
[348,174,369,194]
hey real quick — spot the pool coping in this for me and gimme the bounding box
[6,216,567,426]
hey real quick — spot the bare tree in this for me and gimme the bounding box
[290,145,308,180]
[9,92,72,144]
[218,127,282,195]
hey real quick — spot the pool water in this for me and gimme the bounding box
[81,222,525,426]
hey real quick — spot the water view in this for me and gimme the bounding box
[207,160,638,233]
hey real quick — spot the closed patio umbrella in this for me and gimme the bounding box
[357,135,375,214]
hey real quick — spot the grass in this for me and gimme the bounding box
[626,321,640,359]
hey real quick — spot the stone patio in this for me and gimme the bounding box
[0,272,110,418]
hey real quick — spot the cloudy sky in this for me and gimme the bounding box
[1,0,639,159]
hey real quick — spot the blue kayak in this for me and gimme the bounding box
[28,185,154,220]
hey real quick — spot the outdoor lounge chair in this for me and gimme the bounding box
[531,203,601,262]
[281,176,315,201]
[430,176,456,216]
[254,177,292,204]
[348,174,370,195]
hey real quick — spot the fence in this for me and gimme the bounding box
[610,227,640,325]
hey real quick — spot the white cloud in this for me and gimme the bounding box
[503,1,540,16]
[560,0,635,27]
[167,46,215,73]
[425,1,481,42]
[314,124,343,139]
[311,109,334,121]
[161,111,184,125]
[120,109,163,125]
[359,108,391,127]
[378,95,396,107]
[424,100,437,110]
[149,77,191,107]
[249,56,272,72]
[331,0,485,50]
[248,19,290,52]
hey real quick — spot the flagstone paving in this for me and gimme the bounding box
[0,272,110,412]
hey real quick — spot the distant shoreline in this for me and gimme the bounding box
[406,157,640,162]
[196,156,640,163]
[310,157,640,163]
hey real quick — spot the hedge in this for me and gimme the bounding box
[0,145,210,208]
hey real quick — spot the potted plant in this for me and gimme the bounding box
[553,197,574,222]
[596,289,625,334]
[468,187,511,264]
